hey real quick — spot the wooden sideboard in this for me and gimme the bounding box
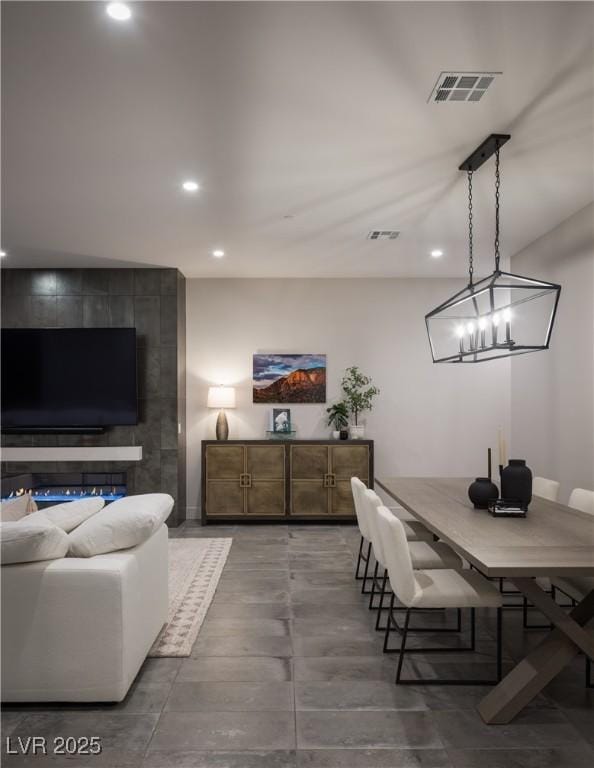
[201,439,373,523]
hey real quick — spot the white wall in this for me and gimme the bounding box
[186,278,510,517]
[511,203,594,504]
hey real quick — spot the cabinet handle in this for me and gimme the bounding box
[240,473,252,488]
[324,473,336,488]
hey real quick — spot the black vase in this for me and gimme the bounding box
[339,429,349,441]
[501,459,532,506]
[468,477,499,509]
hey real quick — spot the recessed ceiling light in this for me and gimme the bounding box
[0,250,6,258]
[182,180,199,193]
[212,249,225,259]
[430,249,444,258]
[106,3,131,21]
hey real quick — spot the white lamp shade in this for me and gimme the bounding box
[207,386,236,409]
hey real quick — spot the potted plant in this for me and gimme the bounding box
[326,401,349,440]
[340,366,379,439]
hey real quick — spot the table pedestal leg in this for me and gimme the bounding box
[477,585,594,724]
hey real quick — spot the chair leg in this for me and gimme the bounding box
[522,594,554,631]
[499,577,521,597]
[394,607,504,686]
[395,608,411,684]
[360,541,373,594]
[496,607,503,682]
[368,562,380,609]
[383,593,398,653]
[354,536,364,580]
[375,571,389,631]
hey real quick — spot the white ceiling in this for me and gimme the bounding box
[2,1,593,278]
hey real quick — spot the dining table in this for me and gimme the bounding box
[375,476,594,724]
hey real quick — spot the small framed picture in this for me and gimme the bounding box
[273,408,291,433]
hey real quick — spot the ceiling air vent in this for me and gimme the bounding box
[367,230,400,241]
[428,71,501,104]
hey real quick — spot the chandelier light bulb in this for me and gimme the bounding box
[466,322,475,334]
[492,312,500,326]
[478,317,487,330]
[106,3,132,21]
[502,308,512,322]
[456,325,465,338]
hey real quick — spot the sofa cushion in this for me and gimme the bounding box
[26,497,105,533]
[1,493,38,522]
[67,494,174,557]
[1,520,69,565]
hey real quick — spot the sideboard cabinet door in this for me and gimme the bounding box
[205,444,245,516]
[289,444,329,516]
[245,444,286,516]
[330,444,369,515]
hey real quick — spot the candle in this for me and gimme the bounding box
[488,447,492,480]
[456,324,465,356]
[503,308,512,344]
[492,312,500,345]
[466,321,475,351]
[498,428,504,466]
[478,317,487,348]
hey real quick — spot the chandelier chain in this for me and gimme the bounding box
[494,146,501,272]
[467,169,474,285]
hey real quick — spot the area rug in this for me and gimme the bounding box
[149,537,232,657]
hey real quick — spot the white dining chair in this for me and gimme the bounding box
[363,488,463,633]
[568,488,594,516]
[533,477,560,502]
[376,504,503,685]
[351,477,375,592]
[352,477,433,542]
[351,477,433,595]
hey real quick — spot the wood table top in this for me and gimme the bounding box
[376,477,594,577]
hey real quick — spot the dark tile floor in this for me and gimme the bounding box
[2,522,593,767]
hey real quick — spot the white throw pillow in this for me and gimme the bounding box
[26,497,105,533]
[1,520,69,565]
[67,493,173,558]
[0,493,38,522]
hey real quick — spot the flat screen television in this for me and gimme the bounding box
[1,328,138,431]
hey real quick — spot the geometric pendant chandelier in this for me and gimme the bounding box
[425,134,561,364]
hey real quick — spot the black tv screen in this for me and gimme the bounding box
[1,328,138,429]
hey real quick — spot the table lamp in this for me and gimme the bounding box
[207,386,236,441]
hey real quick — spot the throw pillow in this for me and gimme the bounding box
[1,520,69,565]
[26,497,105,533]
[67,493,173,557]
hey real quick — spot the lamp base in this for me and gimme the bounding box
[216,410,229,441]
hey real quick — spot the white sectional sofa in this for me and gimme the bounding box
[1,522,168,702]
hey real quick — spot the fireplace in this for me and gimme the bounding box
[1,472,127,507]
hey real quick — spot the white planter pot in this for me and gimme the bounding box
[332,431,340,440]
[350,425,365,440]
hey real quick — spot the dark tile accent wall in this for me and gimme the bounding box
[0,268,187,526]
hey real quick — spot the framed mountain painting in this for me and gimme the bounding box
[253,354,326,403]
